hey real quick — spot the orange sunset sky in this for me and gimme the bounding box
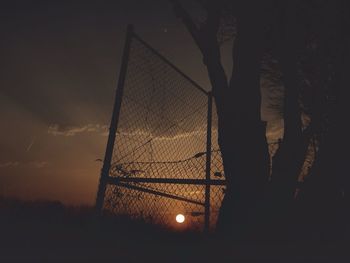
[0,1,282,205]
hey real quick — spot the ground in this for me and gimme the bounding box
[0,198,349,262]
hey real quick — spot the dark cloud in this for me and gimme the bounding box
[48,124,108,136]
[0,162,19,168]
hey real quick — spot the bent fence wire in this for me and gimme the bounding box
[97,26,280,232]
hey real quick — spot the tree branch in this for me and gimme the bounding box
[169,0,228,127]
[169,0,205,53]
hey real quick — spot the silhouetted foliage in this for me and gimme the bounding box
[170,0,350,242]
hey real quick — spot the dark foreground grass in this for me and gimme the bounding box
[0,197,349,262]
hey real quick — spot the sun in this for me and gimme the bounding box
[175,214,185,224]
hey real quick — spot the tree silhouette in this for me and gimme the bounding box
[170,0,271,237]
[171,0,350,240]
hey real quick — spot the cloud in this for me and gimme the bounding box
[46,121,283,145]
[48,123,208,140]
[0,161,50,169]
[0,162,19,168]
[29,161,50,169]
[48,124,108,137]
[116,128,207,141]
[26,138,35,152]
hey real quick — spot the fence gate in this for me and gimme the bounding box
[95,25,226,232]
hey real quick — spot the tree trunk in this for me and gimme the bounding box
[216,1,270,238]
[295,0,350,241]
[269,0,305,215]
[172,0,271,237]
[302,2,350,240]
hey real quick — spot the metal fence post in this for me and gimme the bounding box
[95,24,134,214]
[204,92,213,232]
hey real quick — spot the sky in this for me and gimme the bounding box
[0,1,281,205]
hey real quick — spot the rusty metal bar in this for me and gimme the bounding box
[106,176,226,185]
[204,92,213,232]
[116,182,205,206]
[95,24,134,214]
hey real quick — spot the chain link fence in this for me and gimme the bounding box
[99,26,280,232]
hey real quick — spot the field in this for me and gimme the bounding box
[1,197,349,262]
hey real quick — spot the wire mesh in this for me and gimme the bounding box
[104,183,206,230]
[102,31,281,231]
[102,33,213,231]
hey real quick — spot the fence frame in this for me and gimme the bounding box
[95,24,225,232]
